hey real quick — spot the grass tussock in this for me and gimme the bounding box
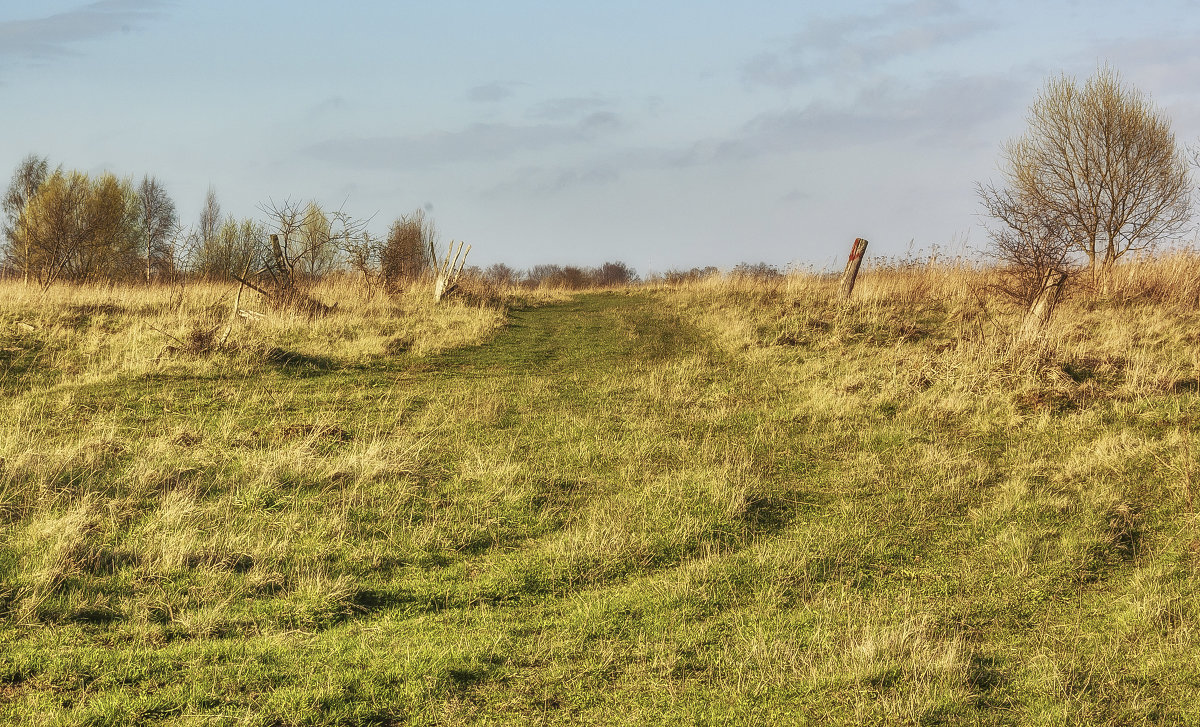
[2,256,1200,724]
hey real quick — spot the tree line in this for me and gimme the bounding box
[1,158,179,286]
[0,157,432,289]
[0,158,648,292]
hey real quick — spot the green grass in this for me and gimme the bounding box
[2,281,1200,725]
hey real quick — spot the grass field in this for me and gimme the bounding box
[2,264,1200,725]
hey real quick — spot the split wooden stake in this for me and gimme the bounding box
[838,238,869,300]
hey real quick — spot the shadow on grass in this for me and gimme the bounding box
[351,588,423,614]
[744,495,800,534]
[967,654,1011,706]
[261,347,338,372]
[0,337,50,394]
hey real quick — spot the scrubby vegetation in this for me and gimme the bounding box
[1,254,1199,724]
[1,152,650,300]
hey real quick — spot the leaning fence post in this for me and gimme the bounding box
[1021,269,1068,339]
[838,238,869,299]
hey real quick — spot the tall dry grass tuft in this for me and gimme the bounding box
[1100,250,1200,306]
[645,249,1200,317]
[649,252,1200,419]
[853,255,992,305]
[8,494,107,624]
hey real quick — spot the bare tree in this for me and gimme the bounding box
[259,198,305,288]
[3,154,51,283]
[248,198,364,314]
[594,261,639,287]
[483,262,518,287]
[187,186,231,278]
[988,67,1191,287]
[259,199,361,283]
[199,186,221,245]
[136,175,178,283]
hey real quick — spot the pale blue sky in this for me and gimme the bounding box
[4,1,1200,272]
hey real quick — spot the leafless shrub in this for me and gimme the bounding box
[136,175,179,283]
[651,266,720,285]
[483,263,519,287]
[520,261,641,289]
[250,198,365,316]
[339,230,383,295]
[731,262,784,282]
[977,184,1077,306]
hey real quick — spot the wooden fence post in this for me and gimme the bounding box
[270,234,293,287]
[1021,269,1068,338]
[838,238,869,300]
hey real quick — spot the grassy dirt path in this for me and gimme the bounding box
[423,291,705,374]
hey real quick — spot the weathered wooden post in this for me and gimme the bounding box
[270,234,292,285]
[1021,269,1068,338]
[838,237,869,300]
[433,240,472,302]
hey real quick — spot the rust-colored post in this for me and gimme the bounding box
[838,238,869,299]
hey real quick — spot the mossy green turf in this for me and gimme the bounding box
[2,291,1199,725]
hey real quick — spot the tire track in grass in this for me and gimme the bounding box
[388,291,817,611]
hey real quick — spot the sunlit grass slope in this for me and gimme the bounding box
[1,265,1199,725]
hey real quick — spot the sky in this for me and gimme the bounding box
[4,0,1200,274]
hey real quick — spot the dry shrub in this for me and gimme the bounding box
[261,282,338,318]
[443,273,506,308]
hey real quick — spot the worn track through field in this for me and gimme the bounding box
[425,291,709,374]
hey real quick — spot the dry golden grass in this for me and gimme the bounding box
[2,255,1200,724]
[0,276,537,386]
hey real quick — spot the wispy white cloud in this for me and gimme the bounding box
[0,0,169,62]
[1070,32,1200,95]
[526,96,612,120]
[725,73,1023,155]
[467,81,523,103]
[306,111,625,169]
[484,71,1026,197]
[487,164,621,196]
[1053,33,1200,144]
[741,0,992,89]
